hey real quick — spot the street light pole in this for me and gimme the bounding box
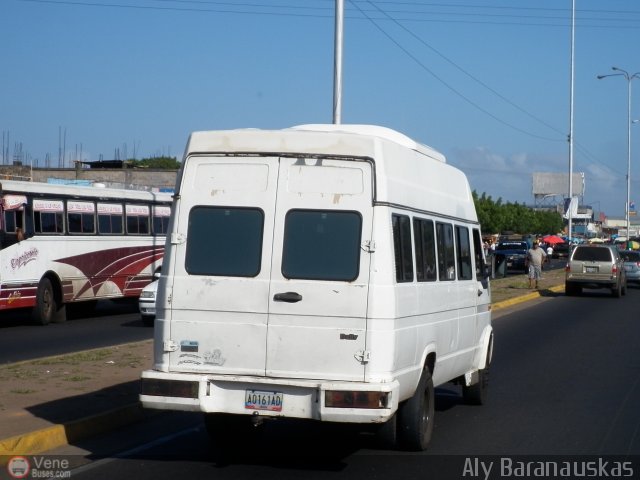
[597,67,640,241]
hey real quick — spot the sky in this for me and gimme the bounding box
[2,0,640,217]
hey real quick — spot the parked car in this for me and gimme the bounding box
[620,250,640,285]
[494,241,529,274]
[551,242,570,258]
[139,279,159,326]
[565,244,627,297]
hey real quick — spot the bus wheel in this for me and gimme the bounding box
[32,278,65,325]
[397,368,435,451]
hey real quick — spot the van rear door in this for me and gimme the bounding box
[167,155,373,382]
[266,157,373,382]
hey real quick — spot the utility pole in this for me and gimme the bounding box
[333,0,344,124]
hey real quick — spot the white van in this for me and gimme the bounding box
[140,124,493,451]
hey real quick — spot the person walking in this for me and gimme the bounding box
[526,241,547,289]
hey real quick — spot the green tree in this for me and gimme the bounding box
[129,156,180,169]
[473,190,563,235]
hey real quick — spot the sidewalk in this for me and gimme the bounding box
[0,276,565,460]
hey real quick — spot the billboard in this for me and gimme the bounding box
[533,172,584,197]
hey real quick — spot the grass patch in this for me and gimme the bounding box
[31,349,113,366]
[10,389,38,394]
[63,375,92,382]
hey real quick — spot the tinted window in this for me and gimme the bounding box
[153,216,170,235]
[98,213,124,234]
[393,214,414,282]
[186,206,264,277]
[34,212,64,234]
[472,228,484,278]
[282,210,361,281]
[572,247,612,262]
[456,226,473,280]
[413,218,437,282]
[436,222,456,281]
[98,203,124,235]
[622,251,640,262]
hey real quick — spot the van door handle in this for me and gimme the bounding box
[273,292,303,303]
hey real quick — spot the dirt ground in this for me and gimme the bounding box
[0,267,566,441]
[491,262,565,304]
[0,340,152,439]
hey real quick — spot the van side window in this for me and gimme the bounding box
[472,228,484,278]
[185,206,264,277]
[392,214,414,282]
[455,226,473,280]
[436,222,456,281]
[282,209,361,281]
[413,218,437,282]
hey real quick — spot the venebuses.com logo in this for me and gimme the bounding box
[5,456,71,479]
[6,457,29,479]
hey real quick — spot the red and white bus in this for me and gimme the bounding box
[0,179,173,324]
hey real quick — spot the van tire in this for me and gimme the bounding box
[374,413,397,449]
[397,368,434,451]
[463,366,489,406]
[32,278,65,325]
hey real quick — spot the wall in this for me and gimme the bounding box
[0,165,178,191]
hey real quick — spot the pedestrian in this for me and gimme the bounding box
[526,241,547,289]
[546,244,553,264]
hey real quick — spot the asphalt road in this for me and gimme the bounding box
[0,300,152,364]
[44,286,640,480]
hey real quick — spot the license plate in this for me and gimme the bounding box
[507,262,513,267]
[585,266,598,273]
[245,390,283,412]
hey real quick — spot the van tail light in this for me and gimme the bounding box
[612,265,618,274]
[325,391,389,409]
[565,263,571,272]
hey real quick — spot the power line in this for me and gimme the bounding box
[19,0,640,28]
[352,1,563,142]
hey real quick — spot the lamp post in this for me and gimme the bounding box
[597,67,640,241]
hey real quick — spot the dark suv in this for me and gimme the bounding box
[494,241,529,273]
[565,245,627,297]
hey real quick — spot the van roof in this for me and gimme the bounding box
[184,125,477,223]
[290,124,446,162]
[186,124,445,163]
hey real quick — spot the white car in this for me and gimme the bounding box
[139,279,158,326]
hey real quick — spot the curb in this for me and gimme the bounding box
[0,403,147,462]
[0,284,566,459]
[492,284,564,310]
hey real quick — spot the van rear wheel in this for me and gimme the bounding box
[463,367,489,406]
[397,368,434,451]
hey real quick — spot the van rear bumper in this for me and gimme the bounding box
[140,369,399,424]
